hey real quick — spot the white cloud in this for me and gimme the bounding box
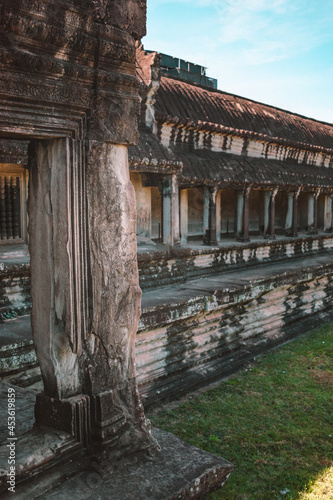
[202,0,333,65]
[144,0,333,122]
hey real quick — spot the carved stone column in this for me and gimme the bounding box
[285,192,294,235]
[265,188,278,239]
[180,188,188,244]
[84,142,155,452]
[292,188,301,237]
[307,190,320,234]
[307,193,315,233]
[236,190,244,238]
[216,189,221,242]
[162,176,172,244]
[324,195,333,232]
[203,186,210,238]
[237,187,251,242]
[313,189,320,234]
[171,174,180,246]
[161,174,179,246]
[263,191,271,237]
[203,186,218,245]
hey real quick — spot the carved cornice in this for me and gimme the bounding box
[0,0,144,143]
[129,155,183,174]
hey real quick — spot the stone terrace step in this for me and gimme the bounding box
[138,234,333,290]
[136,252,333,406]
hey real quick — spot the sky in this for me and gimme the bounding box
[142,0,333,123]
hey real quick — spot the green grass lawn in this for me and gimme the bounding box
[149,323,333,499]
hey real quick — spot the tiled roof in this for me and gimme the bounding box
[128,129,182,173]
[155,76,333,152]
[174,148,333,190]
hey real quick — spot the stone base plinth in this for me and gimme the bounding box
[0,383,233,499]
[21,428,233,500]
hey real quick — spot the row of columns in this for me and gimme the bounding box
[158,176,333,246]
[178,185,332,246]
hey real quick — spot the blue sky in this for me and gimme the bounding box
[142,0,333,123]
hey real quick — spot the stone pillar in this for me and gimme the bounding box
[162,176,172,244]
[203,186,209,236]
[29,139,155,454]
[324,195,333,232]
[292,189,300,237]
[263,191,271,237]
[161,174,179,246]
[307,193,315,233]
[265,188,278,239]
[285,192,294,234]
[216,189,221,242]
[313,190,320,234]
[307,190,320,234]
[243,187,251,242]
[172,174,180,246]
[236,190,244,238]
[237,187,251,242]
[180,189,188,244]
[204,187,218,245]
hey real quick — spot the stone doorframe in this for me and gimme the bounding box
[0,0,156,456]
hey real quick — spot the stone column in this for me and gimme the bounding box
[292,189,300,237]
[236,190,244,238]
[171,174,180,246]
[237,187,251,242]
[161,174,179,246]
[263,191,271,237]
[314,189,320,234]
[203,186,210,236]
[162,176,172,244]
[204,187,218,245]
[85,142,156,451]
[29,139,155,454]
[285,192,294,234]
[180,188,188,244]
[216,189,221,242]
[324,195,333,232]
[243,187,251,242]
[266,188,278,239]
[307,193,315,233]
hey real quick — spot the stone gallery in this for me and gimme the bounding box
[0,0,333,497]
[129,46,333,405]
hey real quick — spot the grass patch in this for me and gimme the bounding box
[149,323,333,499]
